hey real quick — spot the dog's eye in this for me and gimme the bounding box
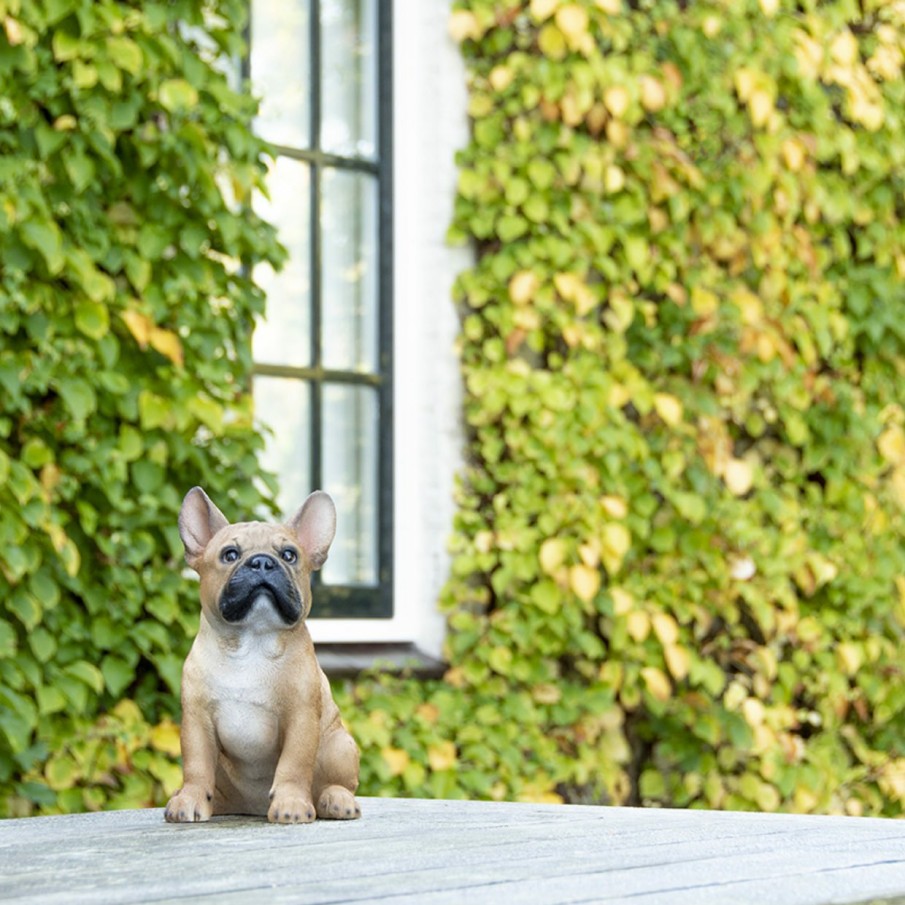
[221,547,240,564]
[280,548,298,565]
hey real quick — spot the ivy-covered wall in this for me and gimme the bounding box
[0,0,282,814]
[2,0,904,818]
[339,0,905,816]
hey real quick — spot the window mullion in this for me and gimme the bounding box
[310,0,323,497]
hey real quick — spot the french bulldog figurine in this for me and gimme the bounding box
[164,487,361,824]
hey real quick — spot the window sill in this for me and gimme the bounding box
[315,642,446,678]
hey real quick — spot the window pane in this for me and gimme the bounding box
[255,376,311,519]
[251,0,310,148]
[321,384,378,586]
[320,0,377,158]
[320,169,378,373]
[253,157,311,368]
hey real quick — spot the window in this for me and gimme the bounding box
[249,0,392,619]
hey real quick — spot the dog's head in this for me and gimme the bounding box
[178,487,336,628]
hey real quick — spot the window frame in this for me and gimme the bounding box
[248,0,394,620]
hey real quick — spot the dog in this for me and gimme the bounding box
[164,486,361,824]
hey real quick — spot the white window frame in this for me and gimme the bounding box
[307,2,471,660]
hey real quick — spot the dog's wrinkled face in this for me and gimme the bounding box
[214,523,305,626]
[178,488,336,630]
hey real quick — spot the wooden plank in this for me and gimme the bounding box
[0,798,903,904]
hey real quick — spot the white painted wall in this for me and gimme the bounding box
[308,2,471,658]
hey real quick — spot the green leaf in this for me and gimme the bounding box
[0,689,37,754]
[159,79,199,113]
[101,656,134,697]
[57,377,97,421]
[51,29,81,61]
[8,589,41,631]
[106,36,143,75]
[0,619,17,658]
[64,660,105,694]
[138,390,172,429]
[36,685,67,716]
[74,300,110,340]
[20,220,63,274]
[28,628,57,664]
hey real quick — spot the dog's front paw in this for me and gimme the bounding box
[317,785,361,820]
[268,786,316,825]
[165,786,213,823]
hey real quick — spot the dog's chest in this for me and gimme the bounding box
[204,637,284,763]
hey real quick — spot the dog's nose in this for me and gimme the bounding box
[248,554,277,572]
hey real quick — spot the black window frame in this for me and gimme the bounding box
[247,0,394,619]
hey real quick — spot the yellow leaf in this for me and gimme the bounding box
[836,642,863,677]
[830,30,859,66]
[610,587,634,615]
[555,4,588,42]
[40,463,62,494]
[601,522,631,573]
[603,85,630,119]
[748,88,774,127]
[489,65,514,92]
[690,285,719,316]
[532,683,562,705]
[427,741,457,772]
[381,747,410,777]
[601,495,628,518]
[120,309,153,347]
[539,537,567,574]
[663,643,690,681]
[793,31,824,80]
[759,0,779,16]
[878,426,905,465]
[604,164,625,194]
[849,88,884,131]
[416,703,439,724]
[742,698,765,727]
[4,17,23,46]
[509,270,539,306]
[782,138,806,171]
[653,393,683,427]
[724,458,754,496]
[150,720,182,757]
[448,10,481,43]
[724,681,747,711]
[553,271,581,301]
[651,612,679,646]
[702,14,722,38]
[626,610,650,643]
[474,530,494,554]
[641,666,671,702]
[578,542,599,568]
[595,0,621,13]
[149,326,184,367]
[530,0,560,21]
[639,75,666,112]
[892,466,905,509]
[517,786,565,804]
[570,563,601,603]
[734,68,757,102]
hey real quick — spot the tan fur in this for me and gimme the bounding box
[165,489,360,824]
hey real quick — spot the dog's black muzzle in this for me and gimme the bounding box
[219,553,302,626]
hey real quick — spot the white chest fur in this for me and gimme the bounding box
[194,612,288,767]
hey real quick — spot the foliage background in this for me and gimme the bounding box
[1,0,904,818]
[339,0,905,817]
[0,0,282,815]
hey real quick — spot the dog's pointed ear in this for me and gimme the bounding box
[287,491,336,571]
[179,487,229,569]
